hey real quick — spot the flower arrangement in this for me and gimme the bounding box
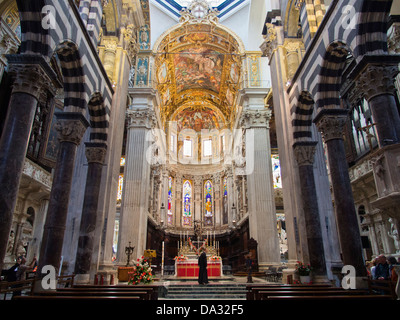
[210,256,220,261]
[128,256,154,285]
[295,261,312,276]
[174,255,188,261]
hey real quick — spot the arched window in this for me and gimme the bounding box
[183,180,192,226]
[167,176,173,225]
[204,180,213,225]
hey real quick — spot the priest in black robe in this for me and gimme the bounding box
[198,250,208,285]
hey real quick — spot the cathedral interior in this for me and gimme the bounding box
[0,0,400,288]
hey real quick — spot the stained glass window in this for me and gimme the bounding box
[204,180,213,225]
[183,180,192,226]
[272,155,282,189]
[167,176,173,225]
[223,176,228,225]
[117,174,124,205]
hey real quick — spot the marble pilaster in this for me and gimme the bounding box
[74,143,107,282]
[293,141,327,278]
[117,103,156,263]
[0,55,59,271]
[38,113,89,274]
[314,109,367,277]
[241,108,280,269]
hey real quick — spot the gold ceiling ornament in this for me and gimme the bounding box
[153,3,245,132]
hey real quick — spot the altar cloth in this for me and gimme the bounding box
[175,260,222,278]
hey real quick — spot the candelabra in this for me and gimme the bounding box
[125,241,134,267]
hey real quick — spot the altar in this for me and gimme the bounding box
[174,236,222,279]
[175,260,222,278]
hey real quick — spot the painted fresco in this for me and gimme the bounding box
[174,47,224,93]
[174,107,224,132]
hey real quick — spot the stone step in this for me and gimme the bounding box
[162,283,247,300]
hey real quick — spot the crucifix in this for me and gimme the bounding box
[358,122,376,151]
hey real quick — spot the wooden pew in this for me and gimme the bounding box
[57,287,153,300]
[35,290,149,300]
[246,283,333,300]
[263,294,393,300]
[72,284,159,300]
[13,295,141,301]
[257,289,370,300]
[367,279,397,299]
[0,278,35,300]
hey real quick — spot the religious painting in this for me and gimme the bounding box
[204,180,213,225]
[223,176,228,225]
[136,56,149,86]
[175,107,223,132]
[43,111,60,164]
[167,176,173,225]
[174,47,224,93]
[230,62,239,84]
[158,62,167,84]
[183,180,192,226]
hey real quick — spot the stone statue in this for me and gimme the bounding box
[388,218,400,253]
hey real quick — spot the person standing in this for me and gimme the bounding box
[198,249,208,285]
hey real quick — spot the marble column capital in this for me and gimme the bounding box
[240,108,272,129]
[293,141,318,166]
[55,112,90,145]
[356,64,399,101]
[6,54,61,99]
[313,109,349,143]
[126,108,157,129]
[85,142,107,164]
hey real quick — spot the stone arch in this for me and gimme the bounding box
[54,41,88,113]
[355,0,393,59]
[16,0,52,57]
[316,41,353,111]
[87,92,109,143]
[284,0,301,38]
[292,90,315,142]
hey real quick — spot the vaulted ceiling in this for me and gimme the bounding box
[155,20,243,131]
